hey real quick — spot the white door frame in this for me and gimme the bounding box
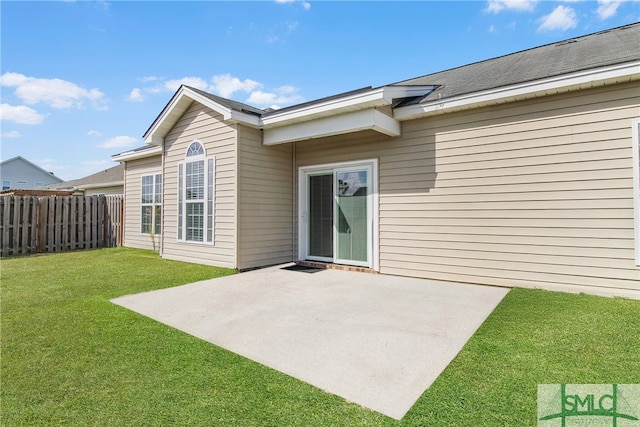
[298,159,379,271]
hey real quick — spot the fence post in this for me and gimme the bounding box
[11,196,21,255]
[1,198,9,257]
[70,197,77,250]
[36,197,46,252]
[98,195,105,248]
[30,196,38,254]
[77,196,84,249]
[20,197,31,254]
[85,196,92,249]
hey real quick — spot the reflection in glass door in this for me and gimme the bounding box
[303,162,373,268]
[335,168,370,265]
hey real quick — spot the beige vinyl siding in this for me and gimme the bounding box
[237,125,294,270]
[296,81,640,293]
[121,155,162,251]
[85,185,123,196]
[160,102,238,268]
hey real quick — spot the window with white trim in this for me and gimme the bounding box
[178,141,215,243]
[2,180,10,190]
[632,118,640,266]
[141,174,162,235]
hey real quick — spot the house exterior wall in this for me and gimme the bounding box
[121,155,162,251]
[160,102,238,268]
[236,125,294,270]
[84,185,123,196]
[295,81,640,293]
[0,158,63,189]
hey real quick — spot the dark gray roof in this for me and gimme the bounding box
[49,164,124,190]
[157,23,639,121]
[261,86,374,116]
[186,86,264,116]
[395,23,640,103]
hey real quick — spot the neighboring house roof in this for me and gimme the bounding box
[140,22,640,147]
[0,156,64,183]
[49,164,124,192]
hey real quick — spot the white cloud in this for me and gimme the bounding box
[0,103,47,125]
[1,130,22,138]
[210,74,262,98]
[596,0,622,19]
[164,77,209,92]
[286,21,299,33]
[127,88,144,102]
[537,5,578,31]
[135,73,303,109]
[267,20,300,43]
[82,159,112,167]
[144,86,164,94]
[275,0,310,7]
[246,86,303,109]
[275,85,298,95]
[97,135,139,149]
[0,72,106,110]
[140,76,161,83]
[87,130,102,137]
[486,0,537,13]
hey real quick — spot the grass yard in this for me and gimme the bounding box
[2,247,639,426]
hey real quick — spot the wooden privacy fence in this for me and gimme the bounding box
[0,195,123,257]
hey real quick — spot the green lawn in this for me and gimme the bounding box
[2,247,639,426]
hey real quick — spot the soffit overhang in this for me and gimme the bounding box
[142,85,436,146]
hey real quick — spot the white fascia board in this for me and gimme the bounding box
[112,145,162,162]
[143,87,260,144]
[147,135,165,146]
[263,109,400,145]
[395,61,640,121]
[227,110,261,127]
[262,88,389,127]
[261,86,433,128]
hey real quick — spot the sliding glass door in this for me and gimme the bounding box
[302,161,374,268]
[308,173,333,260]
[334,167,370,265]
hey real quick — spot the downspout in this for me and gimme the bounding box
[292,141,297,263]
[120,161,126,246]
[160,139,166,255]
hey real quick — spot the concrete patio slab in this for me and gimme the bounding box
[111,264,509,420]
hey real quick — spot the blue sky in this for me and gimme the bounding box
[1,0,638,180]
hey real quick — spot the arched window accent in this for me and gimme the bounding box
[178,140,215,244]
[186,141,205,157]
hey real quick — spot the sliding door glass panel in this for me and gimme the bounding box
[308,173,333,259]
[335,169,369,264]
